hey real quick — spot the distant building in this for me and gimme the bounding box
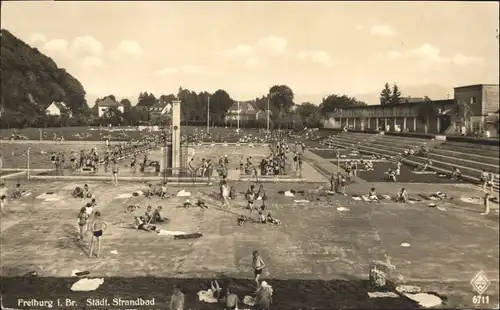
[323,83,499,136]
[149,101,172,123]
[402,97,425,103]
[225,101,269,123]
[95,97,124,117]
[45,102,71,117]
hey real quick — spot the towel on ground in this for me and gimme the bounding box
[404,293,442,308]
[368,292,399,298]
[293,199,309,203]
[198,289,218,303]
[177,190,191,197]
[157,230,187,236]
[70,278,104,291]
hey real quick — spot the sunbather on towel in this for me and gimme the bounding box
[126,205,140,213]
[134,216,157,231]
[196,199,209,209]
[396,188,409,203]
[267,212,281,225]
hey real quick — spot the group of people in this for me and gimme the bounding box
[75,198,108,258]
[0,182,29,214]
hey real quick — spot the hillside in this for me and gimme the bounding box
[0,29,89,118]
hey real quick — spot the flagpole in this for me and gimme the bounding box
[267,97,270,133]
[237,101,240,132]
[207,96,210,134]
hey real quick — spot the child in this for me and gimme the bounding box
[111,159,119,186]
[145,206,154,224]
[486,172,495,192]
[252,250,266,289]
[229,185,236,200]
[12,183,23,199]
[153,206,165,222]
[145,184,155,199]
[267,212,281,225]
[82,184,92,198]
[481,193,491,215]
[160,182,169,199]
[368,187,378,201]
[387,169,396,182]
[450,166,462,179]
[246,184,256,211]
[396,188,408,203]
[89,211,108,258]
[77,207,88,240]
[221,181,230,208]
[396,161,402,176]
[257,184,267,210]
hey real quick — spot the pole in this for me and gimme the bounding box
[39,129,42,141]
[336,149,340,174]
[237,101,240,133]
[207,96,210,134]
[27,147,31,180]
[267,97,270,133]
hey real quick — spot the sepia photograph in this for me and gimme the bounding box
[0,1,499,309]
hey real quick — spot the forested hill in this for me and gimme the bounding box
[0,29,89,118]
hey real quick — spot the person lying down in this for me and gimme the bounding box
[73,184,92,199]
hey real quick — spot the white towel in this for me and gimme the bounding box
[352,196,362,201]
[396,285,421,294]
[157,230,186,236]
[293,199,309,203]
[284,191,294,197]
[177,190,191,197]
[404,293,442,308]
[115,193,133,199]
[400,242,411,247]
[337,207,350,211]
[368,292,399,298]
[70,278,104,291]
[197,290,218,303]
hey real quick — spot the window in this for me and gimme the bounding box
[470,97,477,105]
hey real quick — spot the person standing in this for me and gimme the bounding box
[168,286,185,310]
[252,250,266,288]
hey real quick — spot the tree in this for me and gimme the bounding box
[268,85,295,130]
[416,97,437,133]
[211,89,234,123]
[379,83,392,105]
[390,83,402,105]
[319,94,366,117]
[120,99,132,113]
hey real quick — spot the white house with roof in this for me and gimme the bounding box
[45,102,71,117]
[95,97,124,117]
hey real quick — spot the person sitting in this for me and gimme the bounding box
[229,185,236,200]
[134,216,157,232]
[237,215,249,226]
[152,206,165,223]
[145,205,154,223]
[82,184,92,198]
[368,187,378,201]
[266,212,281,225]
[403,149,410,156]
[396,188,409,203]
[416,159,432,171]
[386,169,396,182]
[73,186,84,198]
[183,199,192,208]
[419,145,429,156]
[365,160,374,171]
[145,184,155,199]
[450,166,462,179]
[408,149,415,156]
[158,182,169,199]
[12,183,25,199]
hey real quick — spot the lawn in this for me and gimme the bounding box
[0,179,498,309]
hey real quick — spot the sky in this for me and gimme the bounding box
[2,1,499,104]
